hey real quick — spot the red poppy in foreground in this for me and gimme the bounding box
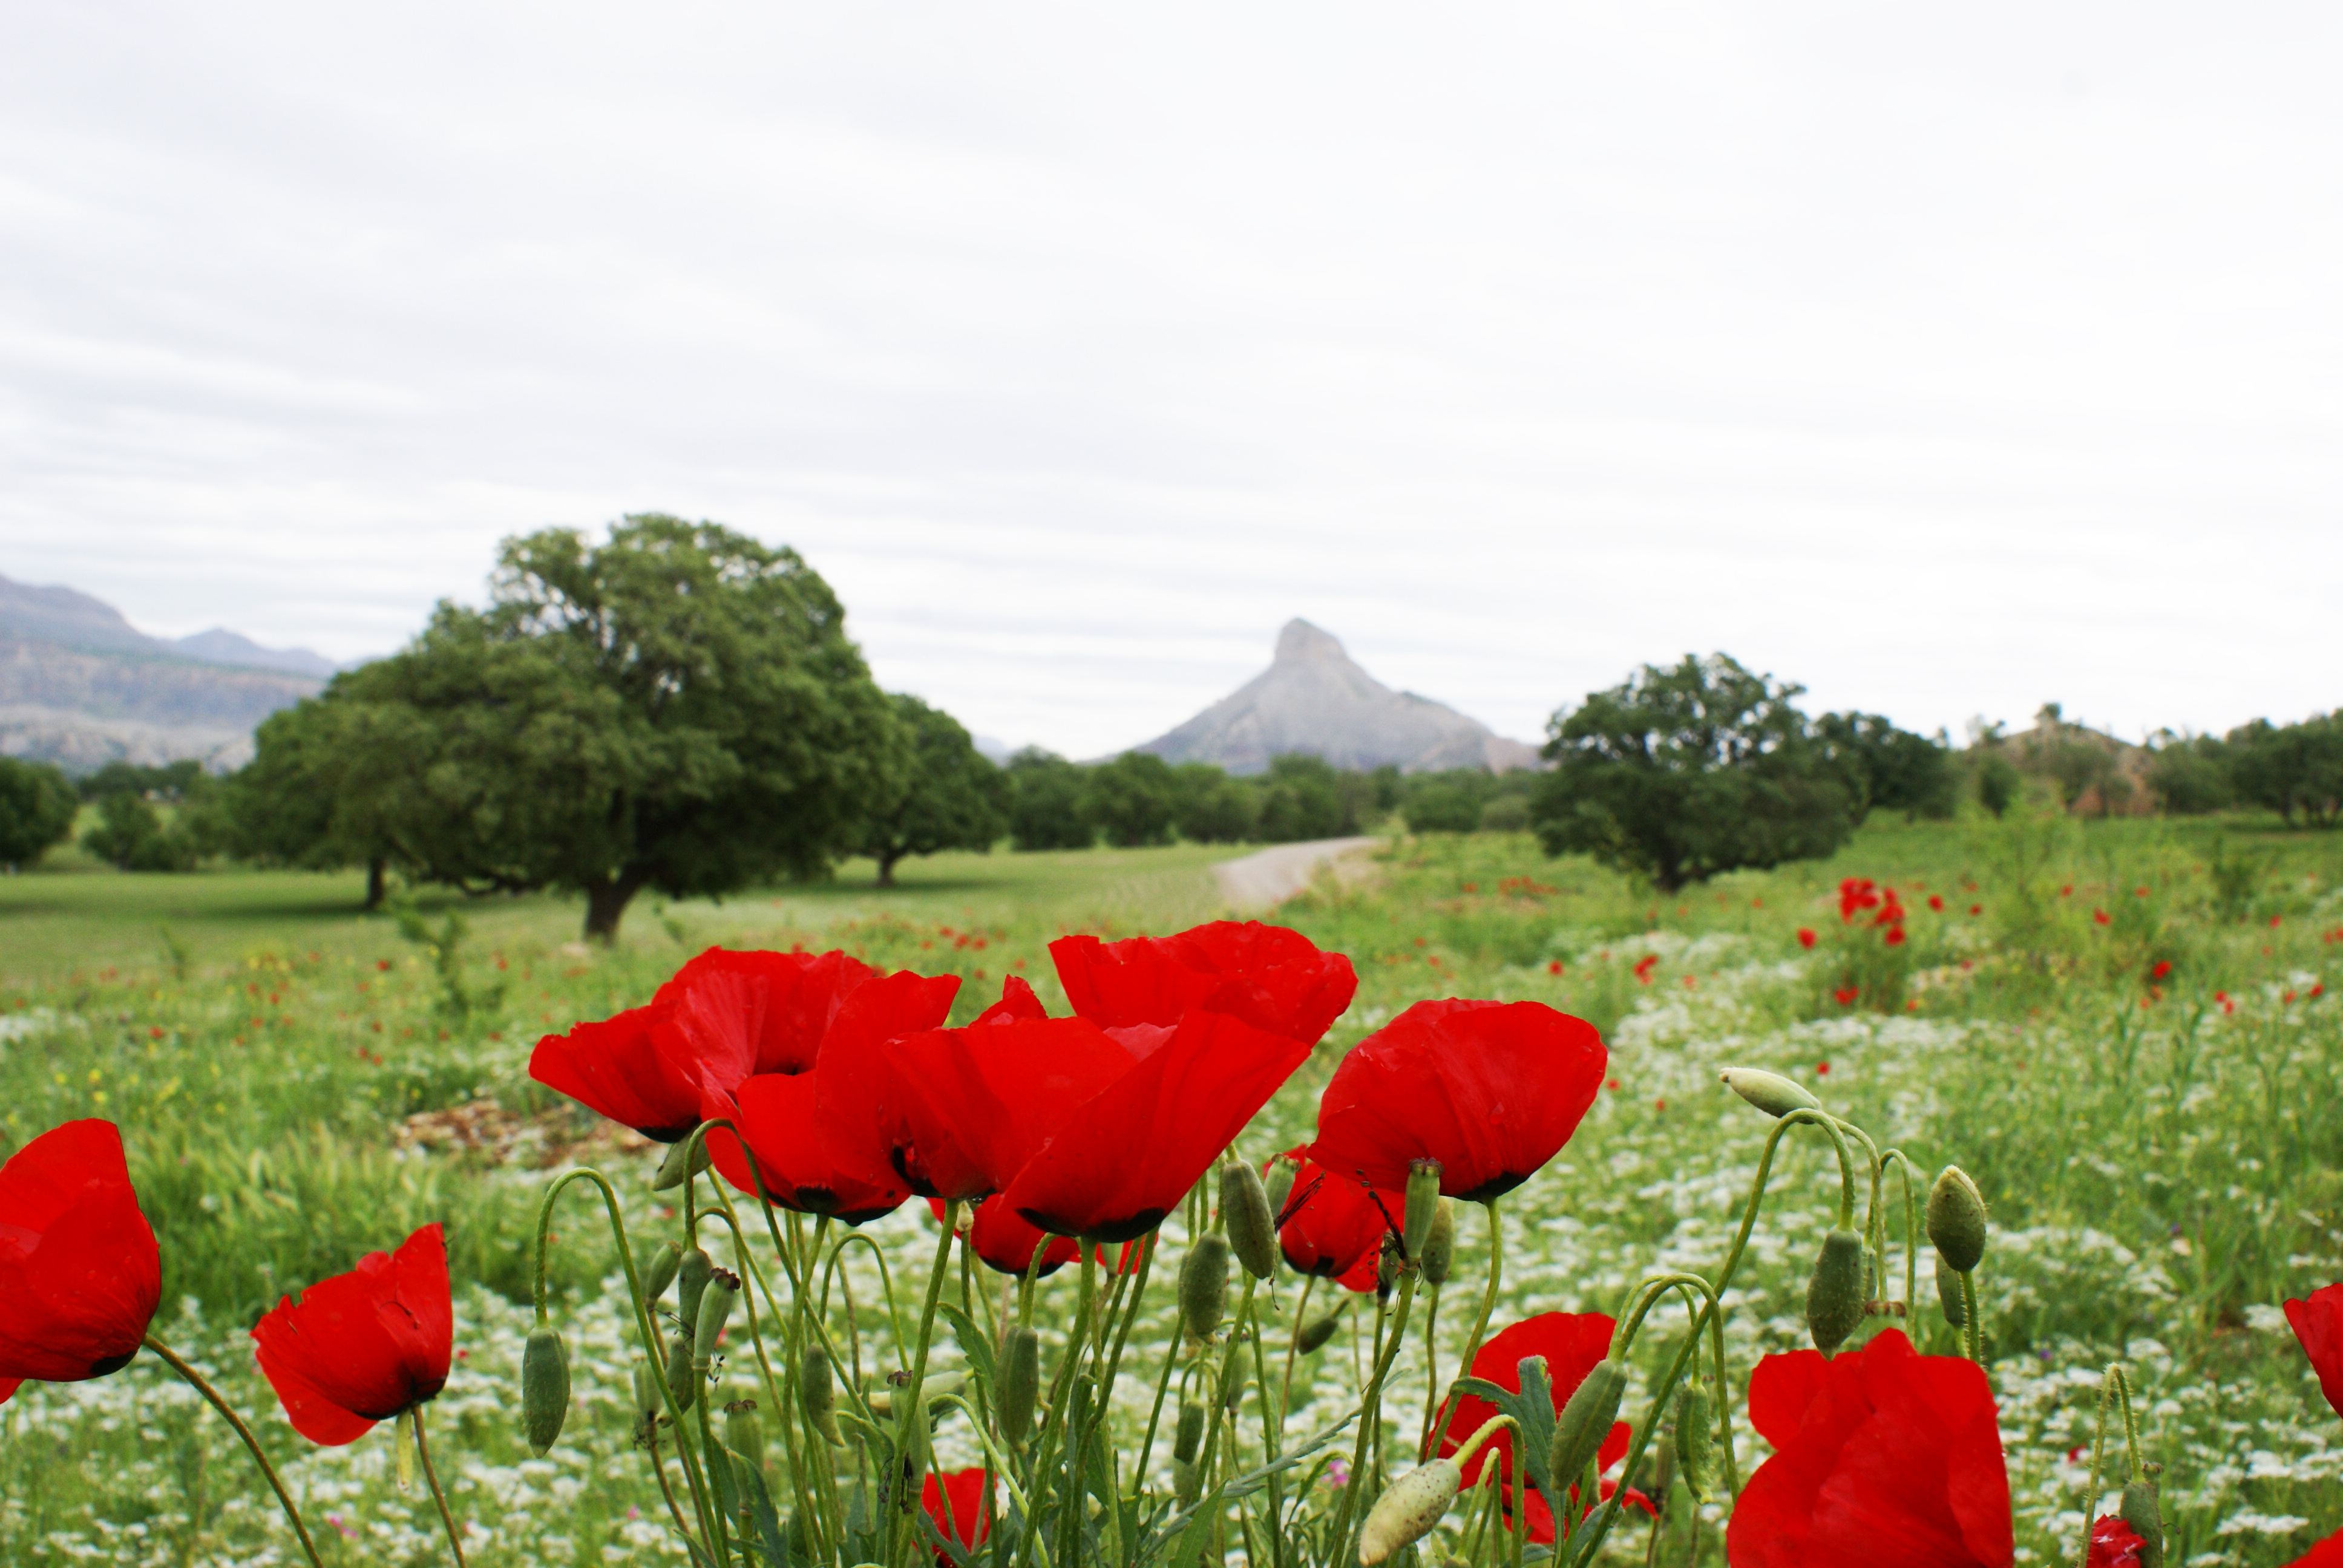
[2087,1517,2146,1567]
[1272,1151,1391,1292]
[1424,1312,1624,1492]
[1308,999,1606,1202]
[0,1120,162,1406]
[920,1466,991,1557]
[252,1223,453,1445]
[1498,1474,1655,1545]
[930,1197,1081,1279]
[2286,1282,2343,1421]
[2284,1529,2343,1567]
[1050,921,1358,1044]
[1726,1329,2011,1568]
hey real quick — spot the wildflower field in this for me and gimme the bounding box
[2,808,2341,1566]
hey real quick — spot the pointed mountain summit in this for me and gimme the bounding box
[1130,619,1541,776]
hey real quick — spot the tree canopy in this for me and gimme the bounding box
[854,694,1006,884]
[0,756,78,870]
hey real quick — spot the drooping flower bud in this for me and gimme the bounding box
[638,1240,684,1310]
[1298,1310,1345,1354]
[1718,1067,1821,1119]
[632,1364,665,1434]
[1221,1160,1279,1281]
[1173,1457,1202,1506]
[1806,1229,1867,1355]
[1936,1265,1967,1328]
[650,1134,713,1192]
[677,1247,715,1339]
[724,1399,765,1469]
[520,1324,570,1456]
[693,1268,740,1367]
[1674,1381,1714,1500]
[1358,1457,1461,1566]
[1262,1154,1298,1222]
[2119,1469,2165,1568]
[1403,1159,1443,1263]
[1420,1198,1457,1287]
[663,1333,698,1413]
[998,1325,1040,1443]
[1179,1235,1233,1344]
[1925,1166,1988,1275]
[1548,1357,1628,1496]
[799,1347,841,1443]
[1173,1399,1207,1466]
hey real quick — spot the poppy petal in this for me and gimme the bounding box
[886,1018,1137,1199]
[974,976,1049,1026]
[531,1006,703,1142]
[0,1120,161,1383]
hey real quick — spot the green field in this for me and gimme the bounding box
[3,812,2341,1564]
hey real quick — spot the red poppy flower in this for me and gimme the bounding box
[2093,909,2112,927]
[929,1197,1081,1279]
[1884,926,1907,947]
[1271,1151,1392,1292]
[1726,1328,2012,1568]
[1928,895,1945,913]
[920,1466,990,1557]
[2284,1529,2343,1567]
[1048,921,1357,1044]
[1968,904,1982,916]
[251,1223,453,1446]
[1423,1312,1623,1491]
[1498,1475,1655,1544]
[1632,955,1658,984]
[1833,987,1860,1006]
[1797,929,1818,950]
[0,1120,162,1406]
[1309,1000,1605,1203]
[531,947,876,1141]
[2284,1282,2343,1421]
[2087,1517,2146,1567]
[1838,878,1879,921]
[2150,961,2172,981]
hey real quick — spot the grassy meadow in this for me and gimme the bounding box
[2,809,2341,1564]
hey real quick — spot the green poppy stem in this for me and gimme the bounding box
[412,1405,468,1567]
[142,1333,325,1568]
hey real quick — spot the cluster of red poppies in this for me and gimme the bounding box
[1838,877,1909,947]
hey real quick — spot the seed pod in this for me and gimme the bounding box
[1936,1266,1967,1327]
[631,1364,665,1436]
[1222,1160,1279,1281]
[650,1134,712,1192]
[664,1333,698,1413]
[1420,1199,1457,1287]
[1173,1399,1207,1465]
[1674,1382,1715,1501]
[799,1347,841,1443]
[1403,1158,1443,1263]
[725,1399,765,1471]
[520,1325,569,1456]
[693,1268,741,1365]
[2119,1472,2164,1568]
[677,1248,715,1339]
[1222,1371,1249,1417]
[637,1240,684,1310]
[1548,1358,1628,1497]
[1179,1235,1232,1343]
[1926,1166,1988,1275]
[1262,1155,1298,1221]
[1718,1067,1821,1119]
[1806,1228,1867,1355]
[1296,1308,1344,1354]
[998,1326,1040,1443]
[1358,1457,1461,1566]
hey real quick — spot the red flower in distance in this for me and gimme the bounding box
[1838,878,1879,921]
[1969,903,1982,916]
[920,1466,991,1557]
[1727,1328,2012,1568]
[0,1120,162,1406]
[252,1223,453,1445]
[1048,921,1357,1044]
[2088,1516,2146,1567]
[1797,929,1818,950]
[2150,961,2173,981]
[1632,955,1658,984]
[1928,895,1945,912]
[2284,1282,2343,1422]
[1424,1312,1623,1492]
[1309,999,1605,1203]
[2283,1529,2343,1567]
[2094,909,2112,927]
[930,1197,1080,1279]
[1833,987,1860,1007]
[1884,926,1907,947]
[1273,1151,1392,1292]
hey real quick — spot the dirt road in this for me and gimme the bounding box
[1211,836,1382,912]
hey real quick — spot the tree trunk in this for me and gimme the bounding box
[583,869,650,944]
[364,857,388,910]
[876,851,901,888]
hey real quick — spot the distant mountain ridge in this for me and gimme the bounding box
[1130,619,1542,776]
[0,575,337,772]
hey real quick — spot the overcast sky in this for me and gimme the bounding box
[3,4,2336,757]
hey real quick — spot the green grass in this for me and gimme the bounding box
[4,812,2342,1564]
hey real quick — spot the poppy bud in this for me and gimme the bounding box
[664,1333,700,1413]
[520,1325,569,1457]
[1173,1457,1202,1506]
[2119,1470,2164,1568]
[1806,1228,1867,1355]
[1403,1159,1443,1263]
[677,1247,714,1339]
[1173,1399,1207,1466]
[638,1240,684,1310]
[693,1268,740,1367]
[1358,1457,1461,1566]
[1674,1382,1714,1501]
[1298,1310,1344,1354]
[650,1134,713,1192]
[1179,1235,1232,1344]
[1936,1265,1967,1328]
[1420,1198,1457,1286]
[998,1326,1040,1443]
[1548,1357,1628,1497]
[1223,1371,1249,1417]
[632,1364,664,1432]
[725,1399,765,1470]
[1718,1067,1821,1119]
[800,1347,841,1444]
[1926,1166,1988,1275]
[1263,1155,1298,1221]
[1221,1160,1279,1281]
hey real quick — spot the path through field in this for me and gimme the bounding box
[1211,834,1381,909]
